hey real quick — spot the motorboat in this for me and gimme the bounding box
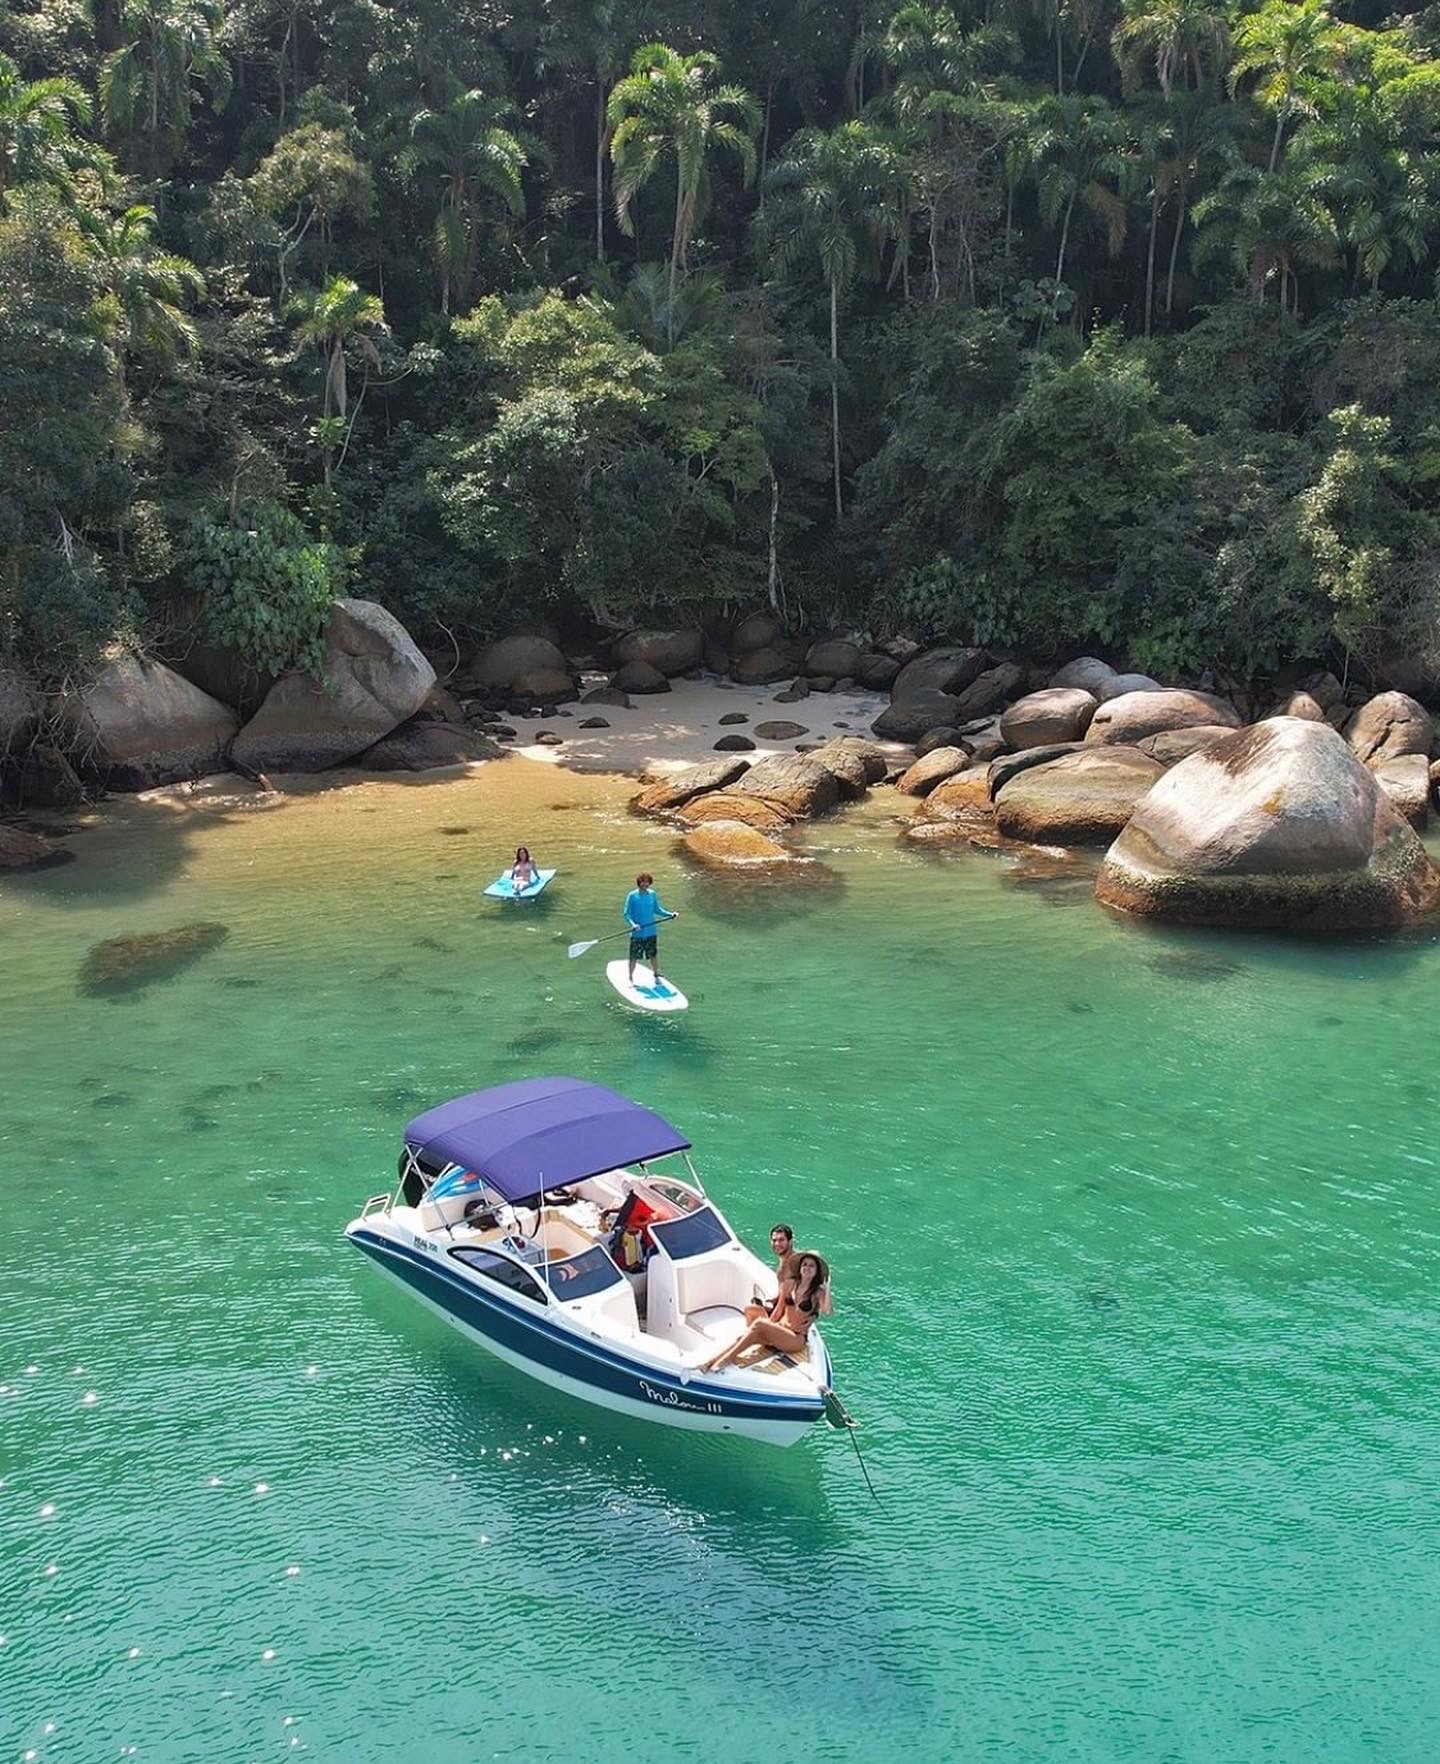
[345,1077,835,1446]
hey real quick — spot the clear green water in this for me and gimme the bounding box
[4,764,1440,1763]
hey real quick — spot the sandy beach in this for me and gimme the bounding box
[498,673,904,775]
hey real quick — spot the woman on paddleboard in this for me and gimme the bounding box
[624,872,678,986]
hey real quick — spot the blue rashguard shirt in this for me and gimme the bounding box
[624,888,673,937]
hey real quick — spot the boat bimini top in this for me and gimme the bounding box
[402,1076,693,1205]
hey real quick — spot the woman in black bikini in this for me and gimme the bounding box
[700,1252,828,1373]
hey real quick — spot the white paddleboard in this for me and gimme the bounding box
[605,959,689,1013]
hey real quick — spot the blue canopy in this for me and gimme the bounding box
[404,1076,691,1203]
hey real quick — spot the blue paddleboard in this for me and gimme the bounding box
[484,867,557,901]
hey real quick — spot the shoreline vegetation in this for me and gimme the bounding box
[6,1,1440,928]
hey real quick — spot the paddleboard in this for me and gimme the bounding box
[483,867,557,901]
[605,959,689,1013]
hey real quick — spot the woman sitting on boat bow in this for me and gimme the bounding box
[700,1252,830,1373]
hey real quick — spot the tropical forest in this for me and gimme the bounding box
[5,0,1440,698]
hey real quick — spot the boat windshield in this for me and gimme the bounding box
[539,1245,624,1299]
[648,1207,731,1261]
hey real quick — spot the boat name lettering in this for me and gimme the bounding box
[638,1379,721,1415]
[410,1232,437,1254]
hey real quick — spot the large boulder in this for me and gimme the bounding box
[1096,718,1440,929]
[872,688,960,741]
[953,662,1025,721]
[680,819,795,867]
[358,720,503,771]
[728,752,840,820]
[1086,688,1241,747]
[858,653,901,690]
[0,665,43,754]
[677,792,791,836]
[1135,725,1237,766]
[730,647,793,686]
[806,638,861,679]
[170,641,276,717]
[903,767,999,844]
[809,736,894,786]
[67,653,238,789]
[232,599,435,772]
[1274,691,1327,723]
[1094,671,1162,702]
[891,646,989,702]
[999,688,1098,749]
[633,757,752,815]
[4,744,84,808]
[987,743,1084,795]
[1372,753,1431,829]
[613,629,704,677]
[731,611,783,655]
[511,667,579,705]
[1346,691,1433,767]
[1048,657,1118,697]
[471,634,570,692]
[896,746,972,796]
[993,747,1165,845]
[801,739,873,797]
[610,659,670,696]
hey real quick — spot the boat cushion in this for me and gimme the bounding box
[686,1304,744,1343]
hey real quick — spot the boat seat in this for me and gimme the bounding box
[685,1303,745,1344]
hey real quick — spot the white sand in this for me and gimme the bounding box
[500,673,902,776]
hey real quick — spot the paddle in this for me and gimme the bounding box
[567,913,679,960]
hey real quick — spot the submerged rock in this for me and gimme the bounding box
[1095,718,1440,930]
[80,923,230,994]
[0,821,68,869]
[903,766,998,843]
[679,819,795,866]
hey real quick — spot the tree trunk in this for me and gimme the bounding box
[595,84,605,262]
[1268,108,1286,174]
[830,276,842,522]
[767,466,782,613]
[1055,192,1075,286]
[1144,186,1158,338]
[1164,194,1187,314]
[929,202,941,301]
[668,175,686,347]
[759,78,774,202]
[1055,20,1064,96]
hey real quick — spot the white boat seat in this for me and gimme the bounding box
[685,1304,745,1343]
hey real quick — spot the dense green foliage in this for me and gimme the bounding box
[5,0,1440,687]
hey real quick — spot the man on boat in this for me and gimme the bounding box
[624,871,678,987]
[746,1223,798,1323]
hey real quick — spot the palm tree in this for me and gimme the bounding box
[99,0,232,175]
[1229,0,1342,173]
[81,202,205,375]
[1311,91,1438,292]
[407,88,526,314]
[288,275,387,483]
[1029,95,1129,289]
[1114,0,1230,97]
[1191,160,1338,313]
[0,55,94,209]
[762,121,896,520]
[607,43,759,345]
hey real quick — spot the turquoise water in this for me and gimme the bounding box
[4,764,1440,1762]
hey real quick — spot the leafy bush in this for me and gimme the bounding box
[180,502,343,678]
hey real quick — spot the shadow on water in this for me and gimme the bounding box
[1115,912,1440,981]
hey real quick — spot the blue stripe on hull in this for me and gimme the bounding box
[350,1231,823,1430]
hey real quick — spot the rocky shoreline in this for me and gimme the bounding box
[5,605,1440,935]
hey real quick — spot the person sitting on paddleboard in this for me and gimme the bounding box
[624,871,677,986]
[510,846,537,889]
